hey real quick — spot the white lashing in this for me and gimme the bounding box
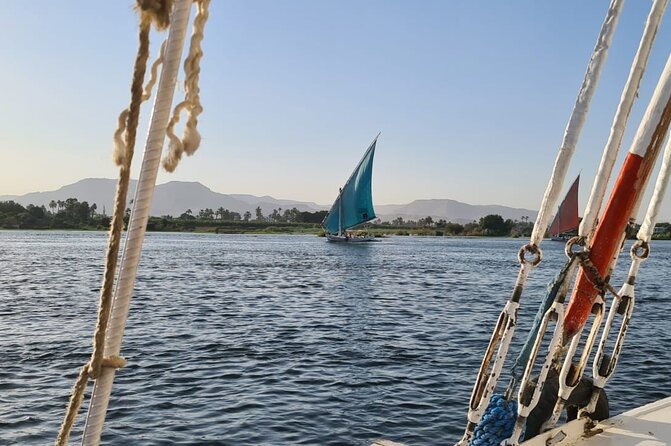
[455,2,625,443]
[529,0,623,247]
[584,114,671,415]
[579,0,668,242]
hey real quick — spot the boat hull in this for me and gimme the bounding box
[326,234,375,243]
[520,396,671,445]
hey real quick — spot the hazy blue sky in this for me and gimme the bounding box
[2,1,671,217]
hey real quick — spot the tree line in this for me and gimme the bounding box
[0,201,539,236]
[377,214,534,237]
[177,206,328,224]
[4,201,669,239]
[0,199,108,229]
[0,199,329,230]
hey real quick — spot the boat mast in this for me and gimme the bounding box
[338,187,343,236]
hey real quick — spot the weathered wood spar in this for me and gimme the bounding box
[563,53,671,341]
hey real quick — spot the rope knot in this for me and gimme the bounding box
[88,356,128,379]
[136,0,174,30]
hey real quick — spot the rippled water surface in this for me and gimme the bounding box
[1,231,671,445]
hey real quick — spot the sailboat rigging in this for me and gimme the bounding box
[322,134,379,242]
[548,174,580,241]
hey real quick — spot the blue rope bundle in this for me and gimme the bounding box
[469,394,517,446]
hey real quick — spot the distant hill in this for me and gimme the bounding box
[376,199,537,224]
[0,178,325,217]
[0,178,538,223]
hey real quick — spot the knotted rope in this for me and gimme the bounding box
[55,2,173,445]
[469,395,518,446]
[163,0,210,172]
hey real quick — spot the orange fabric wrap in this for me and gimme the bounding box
[563,152,643,339]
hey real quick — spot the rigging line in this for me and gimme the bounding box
[455,3,625,445]
[55,1,168,443]
[586,115,671,414]
[579,0,668,242]
[80,1,194,445]
[564,51,671,340]
[529,0,623,247]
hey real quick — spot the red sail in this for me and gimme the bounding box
[548,175,580,236]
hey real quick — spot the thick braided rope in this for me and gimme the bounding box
[469,394,517,446]
[55,3,171,445]
[163,0,210,172]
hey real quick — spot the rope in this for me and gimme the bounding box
[637,131,671,243]
[461,2,625,422]
[589,107,671,389]
[114,40,168,165]
[530,0,623,247]
[55,2,172,445]
[163,0,210,172]
[81,1,196,443]
[579,0,668,242]
[511,257,577,382]
[143,41,168,101]
[469,394,518,446]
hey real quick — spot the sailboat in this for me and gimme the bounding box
[322,134,379,242]
[548,174,580,241]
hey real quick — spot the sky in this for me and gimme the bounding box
[2,1,671,218]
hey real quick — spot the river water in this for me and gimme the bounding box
[1,231,670,445]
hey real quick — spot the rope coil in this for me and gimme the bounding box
[469,395,518,446]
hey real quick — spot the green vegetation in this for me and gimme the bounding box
[0,199,328,233]
[0,201,534,236]
[5,201,664,240]
[0,199,109,230]
[650,222,671,240]
[371,214,534,237]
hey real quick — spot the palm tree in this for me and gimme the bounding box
[49,200,57,214]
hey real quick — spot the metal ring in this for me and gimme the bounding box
[631,240,650,260]
[519,243,542,266]
[564,236,586,259]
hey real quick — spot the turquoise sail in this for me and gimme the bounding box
[323,137,377,234]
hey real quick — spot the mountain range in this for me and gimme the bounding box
[0,178,538,224]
